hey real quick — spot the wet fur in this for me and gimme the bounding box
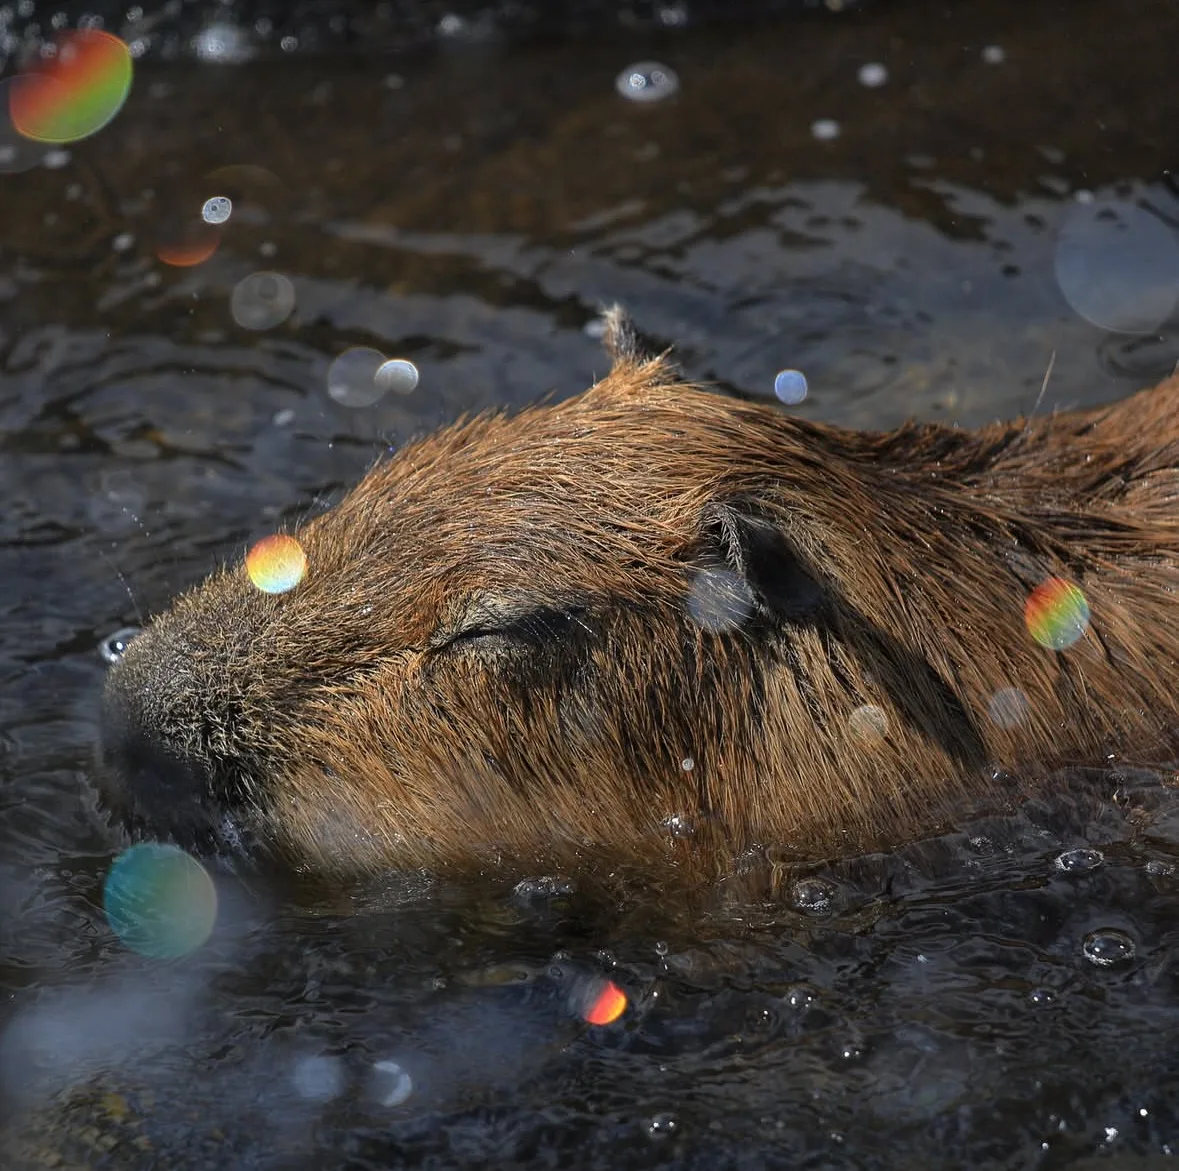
[101,308,1179,880]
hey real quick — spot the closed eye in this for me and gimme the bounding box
[437,605,593,652]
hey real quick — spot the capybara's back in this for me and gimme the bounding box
[99,309,1179,879]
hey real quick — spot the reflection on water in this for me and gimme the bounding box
[2,0,1179,1166]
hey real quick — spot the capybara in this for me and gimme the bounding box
[99,308,1179,880]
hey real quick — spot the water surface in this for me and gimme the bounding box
[3,1,1179,1166]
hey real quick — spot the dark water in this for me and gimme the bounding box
[3,1,1179,1167]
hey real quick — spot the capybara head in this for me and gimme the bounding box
[100,308,1179,878]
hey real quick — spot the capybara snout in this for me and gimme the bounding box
[100,308,1179,878]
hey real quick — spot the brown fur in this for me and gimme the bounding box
[100,309,1179,881]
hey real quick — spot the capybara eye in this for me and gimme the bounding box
[437,603,591,653]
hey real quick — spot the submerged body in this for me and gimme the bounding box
[100,310,1179,879]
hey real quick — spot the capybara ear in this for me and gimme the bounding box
[698,499,828,625]
[597,304,680,384]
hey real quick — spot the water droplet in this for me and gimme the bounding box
[201,194,231,224]
[857,62,887,87]
[616,61,679,103]
[1029,987,1057,1006]
[230,271,295,331]
[273,407,295,427]
[686,567,755,632]
[981,44,1005,65]
[661,813,695,839]
[811,118,840,141]
[1082,929,1135,967]
[680,756,695,772]
[654,940,669,957]
[99,625,141,664]
[791,877,836,916]
[512,875,574,901]
[374,358,419,397]
[1055,847,1104,873]
[327,347,389,407]
[773,368,808,405]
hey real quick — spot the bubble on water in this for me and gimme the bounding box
[839,1038,866,1062]
[231,271,295,331]
[773,368,808,405]
[512,875,575,901]
[1028,987,1057,1006]
[246,533,306,594]
[8,30,132,144]
[646,1112,679,1139]
[654,940,669,957]
[42,148,71,169]
[848,704,889,742]
[375,358,420,397]
[857,62,888,87]
[98,625,141,665]
[1055,847,1104,873]
[103,843,217,958]
[1055,199,1179,334]
[201,195,231,225]
[1025,577,1089,650]
[111,231,134,252]
[327,347,388,408]
[1082,929,1135,967]
[784,984,817,1011]
[981,44,1006,64]
[372,1059,413,1107]
[811,118,840,141]
[273,407,295,427]
[987,686,1030,729]
[292,1054,344,1102]
[616,61,679,103]
[1146,859,1175,876]
[686,567,755,632]
[791,877,836,916]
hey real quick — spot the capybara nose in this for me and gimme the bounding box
[98,632,229,849]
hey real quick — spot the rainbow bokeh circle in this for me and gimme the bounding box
[10,30,133,145]
[103,842,217,959]
[1024,577,1090,651]
[246,534,307,594]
